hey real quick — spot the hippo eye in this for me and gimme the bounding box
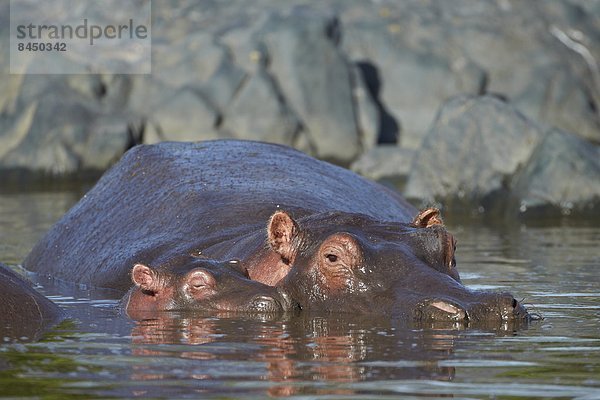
[325,254,338,263]
[187,270,216,291]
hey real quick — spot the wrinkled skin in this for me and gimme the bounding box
[123,255,295,319]
[0,263,64,341]
[229,208,530,324]
[25,141,414,294]
[24,140,532,324]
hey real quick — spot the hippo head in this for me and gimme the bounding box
[265,208,531,325]
[123,255,295,318]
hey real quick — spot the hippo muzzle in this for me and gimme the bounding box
[414,292,532,324]
[247,288,299,314]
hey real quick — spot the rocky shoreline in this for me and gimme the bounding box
[1,0,598,217]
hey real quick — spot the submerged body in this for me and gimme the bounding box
[0,263,64,341]
[24,140,530,323]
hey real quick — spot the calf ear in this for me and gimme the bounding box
[267,210,299,263]
[412,208,444,228]
[131,264,162,293]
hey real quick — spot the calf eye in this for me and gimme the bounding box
[325,254,338,263]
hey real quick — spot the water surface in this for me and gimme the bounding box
[0,188,599,399]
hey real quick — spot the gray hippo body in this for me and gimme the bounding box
[0,263,64,341]
[24,140,414,293]
[24,140,530,323]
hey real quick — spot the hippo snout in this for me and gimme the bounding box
[415,299,468,322]
[477,292,532,322]
[413,292,532,324]
[248,288,300,314]
[249,295,284,313]
[501,293,532,321]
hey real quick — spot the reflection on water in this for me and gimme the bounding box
[0,189,599,398]
[128,312,461,397]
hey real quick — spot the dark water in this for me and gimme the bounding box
[1,188,599,399]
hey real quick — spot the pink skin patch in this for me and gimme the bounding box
[431,301,466,320]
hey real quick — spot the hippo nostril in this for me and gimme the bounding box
[431,301,460,314]
[424,300,467,322]
[251,295,281,313]
[496,293,531,321]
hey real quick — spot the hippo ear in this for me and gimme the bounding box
[131,264,162,293]
[267,210,299,263]
[412,208,444,228]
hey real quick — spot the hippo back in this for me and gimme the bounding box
[0,264,64,341]
[24,140,416,292]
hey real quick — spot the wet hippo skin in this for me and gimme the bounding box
[0,263,64,341]
[24,140,531,323]
[122,255,295,318]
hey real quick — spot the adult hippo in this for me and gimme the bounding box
[0,263,64,341]
[24,140,530,323]
[123,255,295,319]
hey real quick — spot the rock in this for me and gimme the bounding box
[152,32,228,90]
[2,0,600,189]
[352,61,399,147]
[258,12,361,163]
[404,95,544,209]
[222,67,300,145]
[512,128,600,216]
[220,20,271,73]
[80,116,140,170]
[201,57,247,112]
[517,63,600,144]
[440,0,600,143]
[351,64,379,150]
[127,76,176,115]
[342,18,484,150]
[0,87,134,175]
[351,145,415,189]
[340,0,600,146]
[146,89,221,143]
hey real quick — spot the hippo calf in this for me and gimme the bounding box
[123,255,295,319]
[24,140,531,324]
[0,263,64,341]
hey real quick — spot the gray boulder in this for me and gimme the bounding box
[351,145,415,189]
[222,67,301,146]
[152,32,228,90]
[351,64,380,150]
[0,81,136,175]
[441,0,600,143]
[201,57,247,113]
[145,89,221,144]
[2,0,600,186]
[342,20,485,150]
[511,128,600,216]
[404,95,544,209]
[340,0,600,147]
[258,12,361,163]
